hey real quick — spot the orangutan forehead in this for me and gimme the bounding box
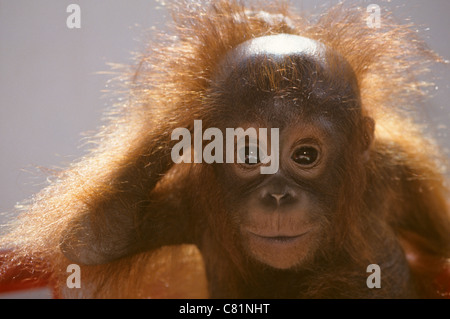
[210,34,361,122]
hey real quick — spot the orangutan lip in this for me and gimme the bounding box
[247,231,309,242]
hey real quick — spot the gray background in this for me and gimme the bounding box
[0,0,449,298]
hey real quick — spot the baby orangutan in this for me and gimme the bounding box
[1,0,449,298]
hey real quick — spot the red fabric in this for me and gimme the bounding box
[434,264,450,298]
[0,250,54,296]
[0,249,449,298]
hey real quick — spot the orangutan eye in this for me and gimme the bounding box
[292,146,319,166]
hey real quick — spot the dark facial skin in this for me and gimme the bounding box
[217,120,343,269]
[211,34,368,270]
